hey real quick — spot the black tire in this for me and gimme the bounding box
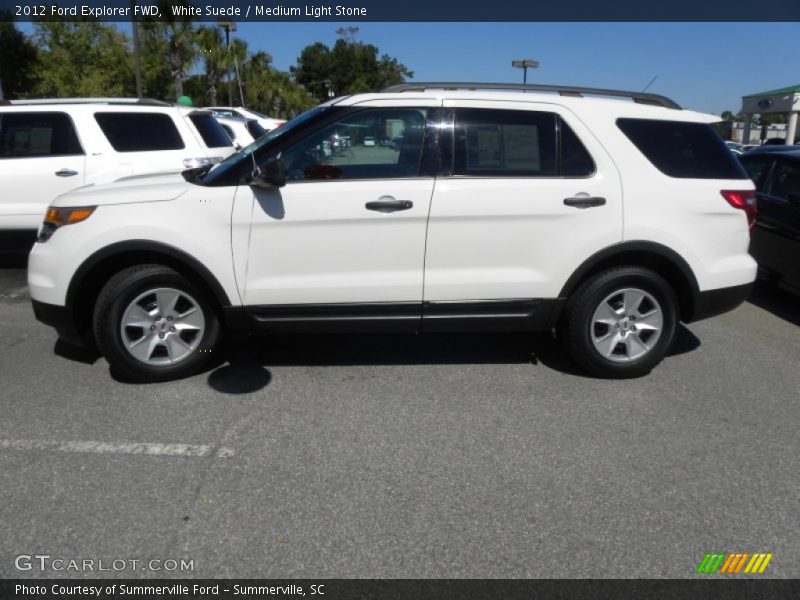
[561,266,678,378]
[93,264,221,382]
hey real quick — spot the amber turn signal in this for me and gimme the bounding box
[44,206,96,225]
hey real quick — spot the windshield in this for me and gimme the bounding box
[200,106,327,185]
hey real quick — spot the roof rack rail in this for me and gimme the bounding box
[380,82,681,110]
[3,97,173,107]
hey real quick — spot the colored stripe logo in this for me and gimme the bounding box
[696,552,773,574]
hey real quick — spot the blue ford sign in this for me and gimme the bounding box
[757,98,774,109]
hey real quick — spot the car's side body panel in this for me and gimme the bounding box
[425,98,623,301]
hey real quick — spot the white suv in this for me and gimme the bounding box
[0,99,234,243]
[205,106,286,132]
[28,83,758,381]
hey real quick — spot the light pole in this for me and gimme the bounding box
[512,59,539,85]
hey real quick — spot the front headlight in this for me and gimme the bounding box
[37,206,96,243]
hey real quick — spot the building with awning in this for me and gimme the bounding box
[739,84,800,145]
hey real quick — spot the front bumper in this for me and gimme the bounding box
[31,299,85,346]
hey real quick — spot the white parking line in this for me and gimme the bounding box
[0,438,234,458]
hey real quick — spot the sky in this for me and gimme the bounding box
[19,21,800,115]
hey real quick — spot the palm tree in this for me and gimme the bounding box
[155,0,196,100]
[196,26,225,105]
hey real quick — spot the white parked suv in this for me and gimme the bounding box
[205,106,286,132]
[0,98,234,248]
[28,83,758,382]
[213,114,267,149]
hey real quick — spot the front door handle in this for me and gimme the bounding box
[55,169,79,177]
[564,196,606,208]
[365,199,413,213]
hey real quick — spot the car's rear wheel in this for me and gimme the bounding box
[93,265,221,382]
[561,266,678,378]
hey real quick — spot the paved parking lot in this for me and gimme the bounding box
[0,265,798,578]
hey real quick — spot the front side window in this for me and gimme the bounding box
[282,108,427,182]
[453,109,594,177]
[765,160,800,203]
[94,112,185,152]
[0,112,83,158]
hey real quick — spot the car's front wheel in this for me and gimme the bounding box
[561,266,678,378]
[93,264,221,382]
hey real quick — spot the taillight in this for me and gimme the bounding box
[721,190,757,230]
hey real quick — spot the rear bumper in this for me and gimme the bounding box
[688,282,753,323]
[31,299,84,346]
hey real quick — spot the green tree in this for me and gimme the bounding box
[149,0,198,100]
[196,26,226,105]
[0,14,38,98]
[241,51,315,118]
[292,33,413,102]
[291,42,331,101]
[32,20,133,97]
[166,20,195,99]
[137,21,172,100]
[182,73,208,106]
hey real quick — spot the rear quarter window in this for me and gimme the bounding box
[94,112,184,152]
[617,118,748,179]
[189,114,233,149]
[246,120,266,140]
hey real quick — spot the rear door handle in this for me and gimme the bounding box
[365,199,413,213]
[55,169,79,177]
[563,196,606,208]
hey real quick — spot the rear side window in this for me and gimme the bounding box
[560,119,595,176]
[220,124,234,141]
[617,118,748,179]
[95,112,184,152]
[455,109,557,176]
[0,112,83,158]
[189,114,233,149]
[246,120,266,139]
[453,109,594,177]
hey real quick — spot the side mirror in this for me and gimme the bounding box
[250,157,286,188]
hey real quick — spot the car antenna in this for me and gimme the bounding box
[642,75,658,93]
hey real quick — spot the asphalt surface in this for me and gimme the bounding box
[0,265,798,579]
